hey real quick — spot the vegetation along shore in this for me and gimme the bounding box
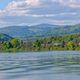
[0,33,80,52]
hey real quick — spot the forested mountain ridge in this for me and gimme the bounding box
[0,24,80,40]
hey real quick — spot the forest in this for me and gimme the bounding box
[0,34,80,52]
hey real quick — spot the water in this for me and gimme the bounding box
[0,51,80,80]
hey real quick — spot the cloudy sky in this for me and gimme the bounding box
[0,0,80,27]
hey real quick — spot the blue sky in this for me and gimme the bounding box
[0,0,80,27]
[0,0,11,9]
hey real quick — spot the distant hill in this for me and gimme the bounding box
[0,24,80,40]
[0,24,59,40]
[0,33,12,42]
[0,26,35,40]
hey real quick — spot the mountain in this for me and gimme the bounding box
[0,24,80,40]
[0,33,12,42]
[0,24,59,40]
[0,26,36,40]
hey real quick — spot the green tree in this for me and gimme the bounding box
[32,40,41,51]
[3,42,12,49]
[67,41,74,50]
[10,38,20,48]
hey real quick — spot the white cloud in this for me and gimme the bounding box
[25,0,41,6]
[0,0,80,17]
[59,0,80,8]
[49,19,80,25]
[29,12,78,18]
[58,12,77,16]
[0,0,41,16]
[6,0,41,9]
[29,14,56,17]
[0,0,79,27]
[52,0,80,8]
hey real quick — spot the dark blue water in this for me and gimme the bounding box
[0,51,80,80]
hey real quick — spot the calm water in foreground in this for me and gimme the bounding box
[0,51,80,80]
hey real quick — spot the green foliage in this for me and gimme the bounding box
[67,41,74,50]
[3,42,12,49]
[0,33,80,52]
[10,38,20,48]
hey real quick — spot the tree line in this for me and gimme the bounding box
[0,34,80,52]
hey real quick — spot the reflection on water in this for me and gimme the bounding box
[0,51,80,80]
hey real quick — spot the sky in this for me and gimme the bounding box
[0,0,80,27]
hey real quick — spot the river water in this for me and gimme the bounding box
[0,51,80,80]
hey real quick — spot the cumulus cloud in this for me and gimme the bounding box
[0,0,79,27]
[58,0,80,8]
[25,0,41,6]
[0,0,80,17]
[51,0,80,8]
[0,0,41,16]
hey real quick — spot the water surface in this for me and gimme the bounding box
[0,51,80,80]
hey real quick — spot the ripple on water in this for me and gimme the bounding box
[0,51,80,80]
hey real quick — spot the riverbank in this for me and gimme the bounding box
[0,34,80,52]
